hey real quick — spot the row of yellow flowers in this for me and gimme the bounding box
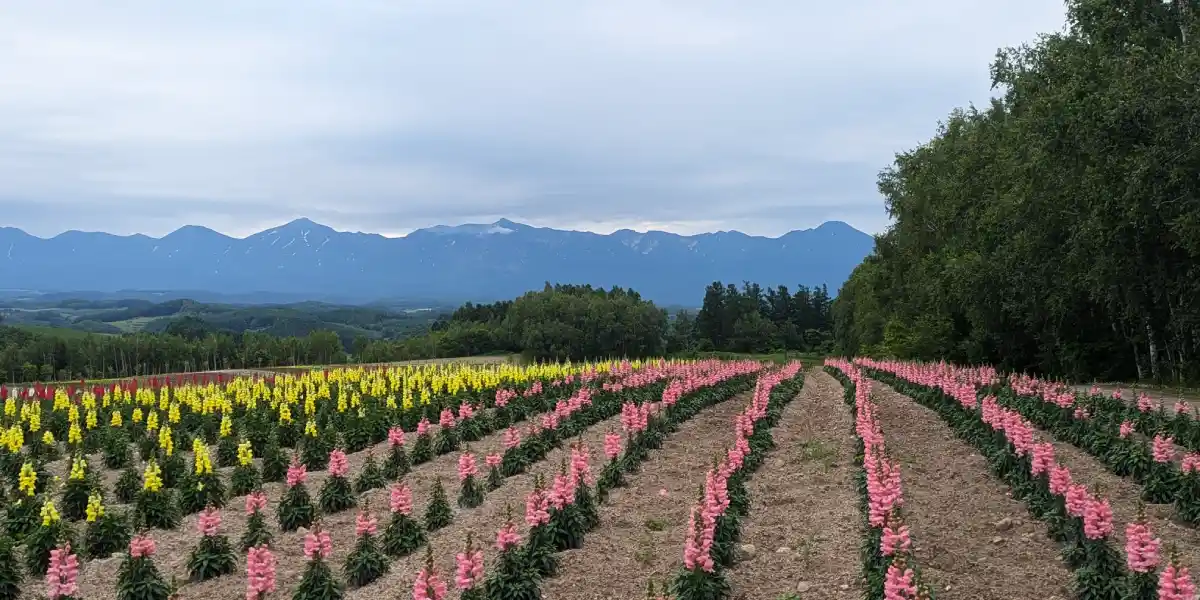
[0,359,631,457]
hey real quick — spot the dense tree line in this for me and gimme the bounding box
[669,282,832,354]
[833,0,1200,383]
[0,279,834,383]
[360,283,669,362]
[0,325,347,383]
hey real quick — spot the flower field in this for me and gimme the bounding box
[2,355,1197,599]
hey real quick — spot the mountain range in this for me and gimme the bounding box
[0,218,875,306]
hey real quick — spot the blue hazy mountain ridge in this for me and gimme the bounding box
[0,218,875,305]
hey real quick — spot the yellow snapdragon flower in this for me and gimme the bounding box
[193,439,214,475]
[143,460,163,492]
[69,456,87,480]
[3,425,22,453]
[158,426,174,456]
[86,493,105,522]
[237,440,253,466]
[18,462,37,496]
[41,500,60,526]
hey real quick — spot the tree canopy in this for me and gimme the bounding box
[0,279,834,383]
[833,0,1200,383]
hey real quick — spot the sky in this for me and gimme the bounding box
[1,1,1068,239]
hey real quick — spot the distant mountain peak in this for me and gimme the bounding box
[492,218,529,229]
[0,218,874,305]
[165,224,226,238]
[412,219,527,236]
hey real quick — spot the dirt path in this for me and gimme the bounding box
[539,393,753,600]
[725,369,859,600]
[343,390,754,600]
[1029,425,1200,577]
[869,380,1074,600]
[1070,383,1200,412]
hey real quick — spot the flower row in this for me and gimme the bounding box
[671,361,805,600]
[824,359,930,599]
[861,358,1194,600]
[1002,374,1200,526]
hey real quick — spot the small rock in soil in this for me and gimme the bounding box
[736,543,757,560]
[776,547,791,554]
[796,581,813,593]
[994,517,1014,532]
[991,536,1004,544]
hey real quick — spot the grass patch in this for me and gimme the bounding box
[108,316,160,332]
[643,517,669,532]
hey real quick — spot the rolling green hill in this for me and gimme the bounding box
[0,297,447,345]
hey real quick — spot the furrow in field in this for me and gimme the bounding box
[868,379,1074,600]
[538,393,752,600]
[725,369,860,600]
[343,391,753,600]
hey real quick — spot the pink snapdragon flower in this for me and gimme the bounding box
[1124,517,1161,574]
[604,431,622,460]
[495,520,521,551]
[356,509,378,537]
[129,534,156,558]
[245,491,268,515]
[388,427,406,447]
[45,543,79,600]
[390,482,413,515]
[197,506,222,537]
[1159,559,1197,600]
[303,527,332,560]
[246,545,277,600]
[286,458,307,488]
[454,536,484,590]
[328,449,349,477]
[458,452,478,481]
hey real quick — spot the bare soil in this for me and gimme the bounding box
[539,393,753,600]
[869,380,1075,600]
[725,369,861,600]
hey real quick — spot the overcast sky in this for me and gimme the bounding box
[2,1,1067,239]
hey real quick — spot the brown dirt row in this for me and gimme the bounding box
[725,368,861,600]
[538,391,753,600]
[349,390,756,600]
[868,379,1075,600]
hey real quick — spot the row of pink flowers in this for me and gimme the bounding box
[826,358,921,600]
[1011,373,1200,475]
[407,359,764,600]
[863,358,1195,600]
[681,362,803,574]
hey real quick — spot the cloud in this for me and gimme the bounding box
[0,0,1067,239]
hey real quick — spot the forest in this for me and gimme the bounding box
[832,0,1200,384]
[0,281,832,383]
